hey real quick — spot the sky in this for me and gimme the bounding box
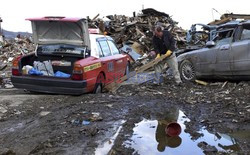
[0,0,249,32]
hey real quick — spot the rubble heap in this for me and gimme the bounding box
[1,9,186,88]
[88,8,187,54]
[0,36,34,64]
[0,36,35,88]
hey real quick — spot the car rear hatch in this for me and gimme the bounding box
[27,16,91,47]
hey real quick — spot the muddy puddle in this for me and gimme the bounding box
[124,110,242,154]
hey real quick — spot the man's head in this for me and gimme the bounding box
[153,26,163,38]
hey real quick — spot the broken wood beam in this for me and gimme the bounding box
[92,14,100,21]
[223,13,250,20]
[105,54,170,92]
[104,71,136,93]
[135,54,169,73]
[208,17,232,25]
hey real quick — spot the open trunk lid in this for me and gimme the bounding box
[27,17,90,48]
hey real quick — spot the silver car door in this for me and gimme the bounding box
[231,24,250,75]
[197,47,217,76]
[215,41,232,75]
[214,30,234,76]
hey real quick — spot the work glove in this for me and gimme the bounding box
[165,50,172,57]
[155,54,161,60]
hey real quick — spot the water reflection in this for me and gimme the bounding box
[155,108,182,152]
[125,109,242,154]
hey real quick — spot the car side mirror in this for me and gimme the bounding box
[206,41,216,48]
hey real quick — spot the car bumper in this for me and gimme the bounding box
[11,76,88,95]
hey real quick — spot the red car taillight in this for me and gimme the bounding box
[12,69,21,76]
[12,56,22,76]
[72,74,83,80]
[72,64,83,80]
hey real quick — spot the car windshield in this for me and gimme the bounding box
[37,44,86,55]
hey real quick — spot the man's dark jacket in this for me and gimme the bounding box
[152,30,176,55]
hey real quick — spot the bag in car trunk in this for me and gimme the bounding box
[20,53,82,78]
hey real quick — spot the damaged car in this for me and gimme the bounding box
[11,17,129,95]
[176,23,217,56]
[178,20,250,81]
[186,23,217,46]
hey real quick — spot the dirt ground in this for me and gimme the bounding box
[0,76,250,155]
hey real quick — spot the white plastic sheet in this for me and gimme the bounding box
[33,60,54,76]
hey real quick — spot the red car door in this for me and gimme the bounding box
[107,40,127,77]
[97,39,117,84]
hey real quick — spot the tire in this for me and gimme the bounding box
[93,73,105,94]
[179,60,196,81]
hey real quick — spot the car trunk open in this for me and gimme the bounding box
[29,17,90,47]
[20,53,83,77]
[18,17,92,78]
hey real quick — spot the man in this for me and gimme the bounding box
[152,25,182,85]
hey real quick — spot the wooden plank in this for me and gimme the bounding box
[104,71,136,92]
[135,54,168,73]
[208,17,232,25]
[208,13,250,26]
[104,54,169,92]
[92,14,100,21]
[223,14,250,20]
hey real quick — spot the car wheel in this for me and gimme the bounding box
[93,73,105,94]
[180,60,196,81]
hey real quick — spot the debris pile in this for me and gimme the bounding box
[0,36,34,64]
[88,8,187,55]
[0,35,35,88]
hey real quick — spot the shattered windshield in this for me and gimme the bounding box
[37,44,86,55]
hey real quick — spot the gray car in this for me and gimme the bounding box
[177,20,250,81]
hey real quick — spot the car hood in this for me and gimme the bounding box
[29,19,90,48]
[177,49,198,62]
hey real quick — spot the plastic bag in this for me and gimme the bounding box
[22,65,33,75]
[28,68,43,75]
[54,71,71,78]
[33,61,54,76]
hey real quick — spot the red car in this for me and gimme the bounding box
[11,17,130,95]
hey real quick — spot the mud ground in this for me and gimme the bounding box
[0,77,250,155]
